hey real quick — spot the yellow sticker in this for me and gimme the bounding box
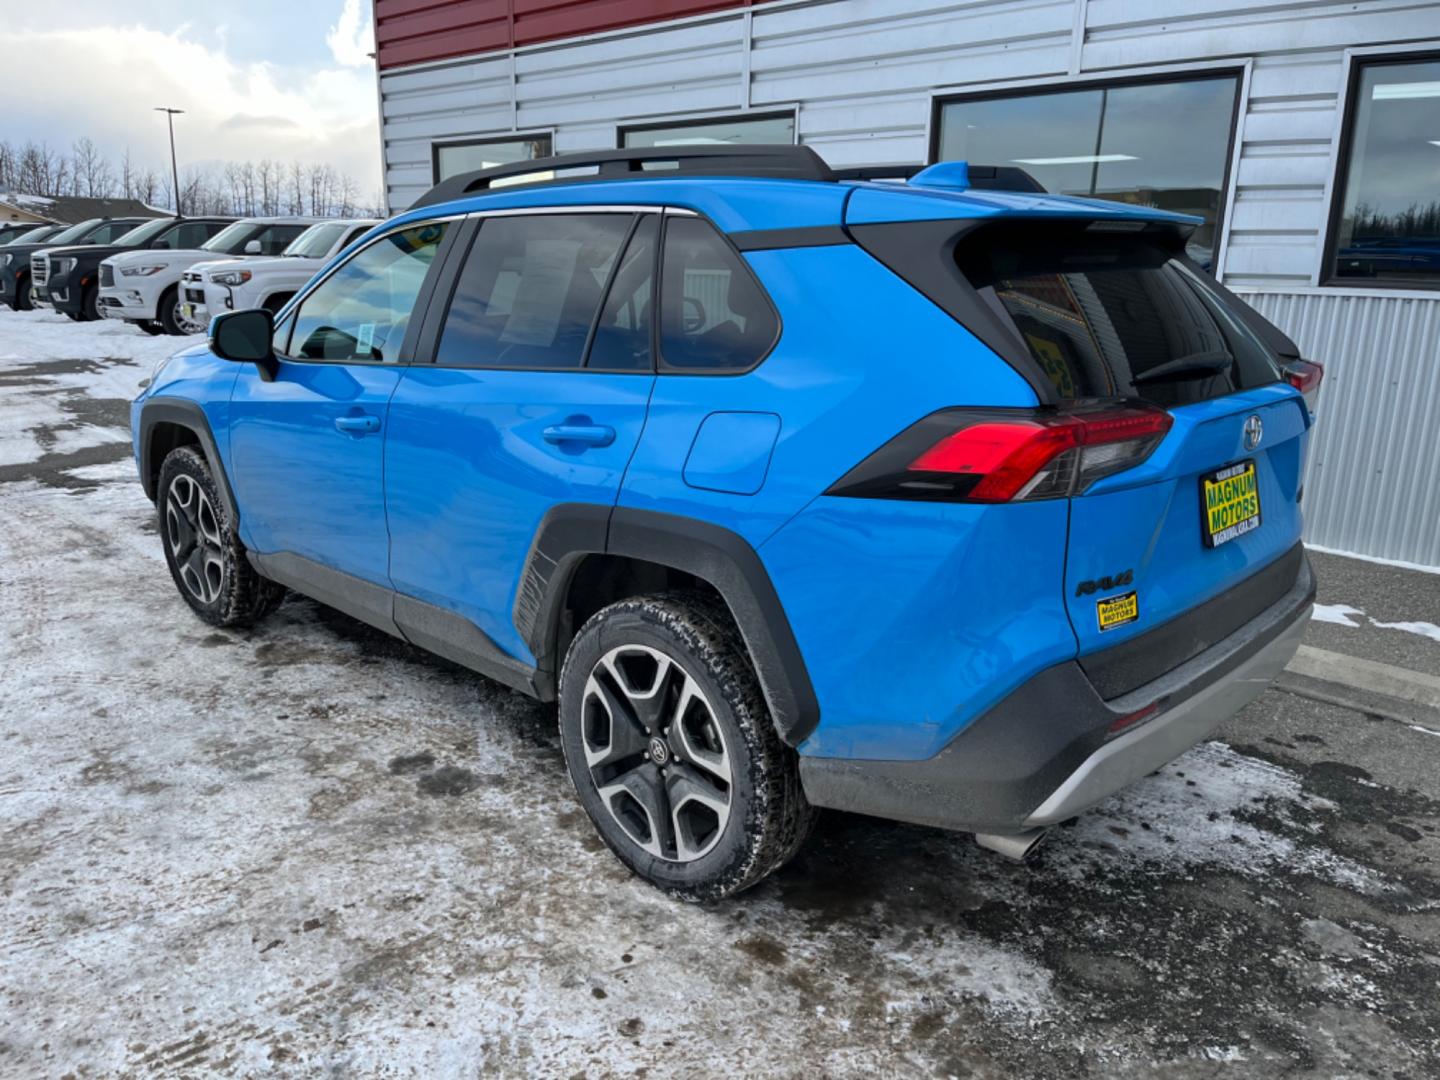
[1202,461,1261,547]
[1097,591,1139,632]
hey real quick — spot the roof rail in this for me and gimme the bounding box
[412,144,837,209]
[834,162,1045,193]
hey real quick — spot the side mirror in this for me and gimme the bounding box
[210,308,279,382]
[244,239,263,255]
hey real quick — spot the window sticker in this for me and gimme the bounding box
[499,240,581,347]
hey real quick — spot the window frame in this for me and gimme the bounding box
[928,66,1246,268]
[616,109,798,150]
[430,133,555,186]
[273,215,465,366]
[1321,48,1440,293]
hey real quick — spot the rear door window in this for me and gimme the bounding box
[957,223,1280,407]
[436,213,631,369]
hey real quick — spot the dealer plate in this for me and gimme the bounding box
[1201,460,1261,548]
[1097,591,1139,632]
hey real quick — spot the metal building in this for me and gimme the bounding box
[372,0,1440,568]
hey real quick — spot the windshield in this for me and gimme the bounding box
[113,218,176,246]
[42,219,102,246]
[8,226,58,244]
[284,222,347,259]
[201,222,257,253]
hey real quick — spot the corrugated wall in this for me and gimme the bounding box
[375,0,1440,566]
[1243,290,1440,567]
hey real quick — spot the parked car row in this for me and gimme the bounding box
[0,214,379,334]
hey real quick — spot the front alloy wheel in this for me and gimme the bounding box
[583,644,733,863]
[165,473,225,604]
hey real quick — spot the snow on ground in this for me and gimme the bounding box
[1312,601,1440,644]
[1,309,1439,1077]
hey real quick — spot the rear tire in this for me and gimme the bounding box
[156,446,284,627]
[558,592,815,902]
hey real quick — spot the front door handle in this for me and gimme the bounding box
[335,414,381,435]
[543,423,615,448]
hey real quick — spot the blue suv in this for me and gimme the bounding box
[132,146,1321,900]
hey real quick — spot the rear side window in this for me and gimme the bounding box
[437,214,631,369]
[588,215,658,371]
[957,223,1279,407]
[659,217,777,372]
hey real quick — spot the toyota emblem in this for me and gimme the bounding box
[1243,415,1263,451]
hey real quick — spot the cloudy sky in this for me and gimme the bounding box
[6,0,382,198]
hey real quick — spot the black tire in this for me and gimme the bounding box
[559,592,815,902]
[157,285,186,335]
[14,274,32,311]
[81,284,99,322]
[156,446,284,627]
[129,319,164,336]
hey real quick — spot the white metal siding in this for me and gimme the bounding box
[376,0,1440,566]
[1242,290,1440,567]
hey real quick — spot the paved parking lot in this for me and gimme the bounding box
[2,312,1438,1077]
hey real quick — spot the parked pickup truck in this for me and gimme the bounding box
[180,218,379,326]
[32,217,233,323]
[2,218,149,311]
[99,216,321,334]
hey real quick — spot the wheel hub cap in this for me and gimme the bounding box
[581,644,733,864]
[164,474,224,604]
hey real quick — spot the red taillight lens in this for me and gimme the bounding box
[829,404,1173,504]
[1283,359,1323,414]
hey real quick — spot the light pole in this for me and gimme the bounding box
[154,107,184,215]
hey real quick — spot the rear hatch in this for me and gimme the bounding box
[953,219,1310,689]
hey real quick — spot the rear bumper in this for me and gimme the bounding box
[800,548,1315,834]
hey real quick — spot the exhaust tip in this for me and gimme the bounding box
[974,828,1049,862]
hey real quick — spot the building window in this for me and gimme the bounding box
[935,73,1241,267]
[1328,55,1440,288]
[620,112,796,149]
[432,135,552,185]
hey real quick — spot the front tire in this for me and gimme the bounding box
[559,593,815,902]
[14,274,32,311]
[81,285,99,321]
[157,285,203,335]
[157,446,284,626]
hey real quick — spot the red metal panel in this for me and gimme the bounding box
[375,0,754,70]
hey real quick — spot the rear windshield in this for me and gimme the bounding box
[957,224,1280,407]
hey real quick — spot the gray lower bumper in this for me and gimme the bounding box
[800,552,1316,835]
[1023,604,1307,826]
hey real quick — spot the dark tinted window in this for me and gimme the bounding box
[937,75,1239,267]
[85,221,141,244]
[437,214,630,369]
[587,215,657,371]
[287,222,447,362]
[252,224,307,255]
[161,222,218,249]
[659,216,777,372]
[1330,56,1440,286]
[957,223,1279,407]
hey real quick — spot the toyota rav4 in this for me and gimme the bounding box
[131,146,1321,900]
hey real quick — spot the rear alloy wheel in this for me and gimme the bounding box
[157,446,284,626]
[559,593,815,901]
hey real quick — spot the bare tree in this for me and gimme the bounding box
[120,148,136,200]
[72,137,114,198]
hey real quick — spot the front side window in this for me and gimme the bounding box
[621,112,796,149]
[285,223,348,259]
[436,214,631,369]
[285,222,448,363]
[659,216,777,372]
[82,220,140,244]
[1329,56,1440,287]
[936,74,1240,266]
[434,135,552,184]
[114,218,174,247]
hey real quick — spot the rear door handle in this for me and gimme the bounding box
[543,424,615,448]
[335,415,381,434]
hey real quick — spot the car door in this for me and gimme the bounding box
[228,220,454,632]
[385,210,658,665]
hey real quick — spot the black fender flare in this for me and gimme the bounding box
[136,397,239,525]
[515,505,820,747]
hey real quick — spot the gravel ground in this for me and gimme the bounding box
[1,311,1438,1078]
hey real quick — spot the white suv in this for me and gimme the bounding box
[100,217,322,334]
[181,218,380,326]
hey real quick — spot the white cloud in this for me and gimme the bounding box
[326,0,374,68]
[6,23,380,198]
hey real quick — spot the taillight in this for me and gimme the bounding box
[827,404,1172,503]
[1283,359,1323,415]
